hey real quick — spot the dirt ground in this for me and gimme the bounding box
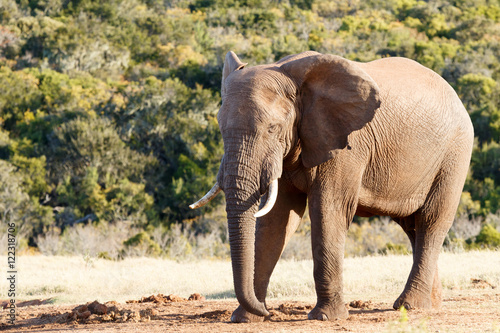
[1,289,499,332]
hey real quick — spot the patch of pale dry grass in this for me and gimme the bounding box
[1,256,234,303]
[269,250,500,302]
[0,251,498,304]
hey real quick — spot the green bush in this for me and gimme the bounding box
[382,242,411,255]
[0,67,43,132]
[2,0,500,254]
[123,231,162,257]
[474,223,500,247]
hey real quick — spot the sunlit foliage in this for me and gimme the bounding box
[0,0,499,250]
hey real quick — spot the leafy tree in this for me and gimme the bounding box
[2,0,500,249]
[0,67,43,133]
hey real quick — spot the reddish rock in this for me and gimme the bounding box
[167,294,186,302]
[88,301,107,315]
[188,293,206,301]
[73,305,88,313]
[349,300,373,309]
[76,310,91,320]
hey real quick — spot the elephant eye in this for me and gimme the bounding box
[268,124,279,134]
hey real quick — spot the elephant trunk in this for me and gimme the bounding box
[223,170,269,317]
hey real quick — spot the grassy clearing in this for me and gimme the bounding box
[0,251,498,304]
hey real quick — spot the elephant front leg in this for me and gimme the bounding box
[231,181,306,323]
[308,199,350,321]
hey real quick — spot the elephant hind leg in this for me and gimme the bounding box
[394,215,442,309]
[393,220,449,310]
[395,215,442,309]
[394,160,467,310]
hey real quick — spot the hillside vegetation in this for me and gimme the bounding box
[1,0,500,257]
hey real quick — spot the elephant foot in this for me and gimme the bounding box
[393,291,432,310]
[308,301,349,321]
[230,305,266,323]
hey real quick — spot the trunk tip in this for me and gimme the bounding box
[244,302,269,317]
[237,296,269,317]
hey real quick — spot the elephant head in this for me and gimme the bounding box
[190,51,380,316]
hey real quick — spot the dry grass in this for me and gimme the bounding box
[0,251,498,304]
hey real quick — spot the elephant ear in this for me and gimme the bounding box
[221,51,247,100]
[281,54,381,168]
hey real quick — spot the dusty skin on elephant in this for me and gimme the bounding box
[190,51,474,323]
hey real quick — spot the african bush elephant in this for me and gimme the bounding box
[190,51,474,322]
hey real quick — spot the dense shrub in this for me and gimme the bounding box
[470,223,500,248]
[1,0,500,255]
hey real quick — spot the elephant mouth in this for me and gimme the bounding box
[189,179,279,218]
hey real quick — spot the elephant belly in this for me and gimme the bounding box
[357,165,436,218]
[356,192,428,218]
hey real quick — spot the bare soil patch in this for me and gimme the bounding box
[1,289,499,332]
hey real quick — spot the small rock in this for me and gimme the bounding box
[88,301,107,315]
[188,293,206,301]
[73,305,88,313]
[349,300,373,309]
[57,312,74,323]
[108,306,119,314]
[471,278,496,289]
[168,294,186,302]
[101,314,113,322]
[126,299,139,304]
[140,308,159,319]
[76,310,91,320]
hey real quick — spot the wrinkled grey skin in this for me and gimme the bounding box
[194,51,474,323]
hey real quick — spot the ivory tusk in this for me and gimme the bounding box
[189,183,222,209]
[254,179,278,218]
